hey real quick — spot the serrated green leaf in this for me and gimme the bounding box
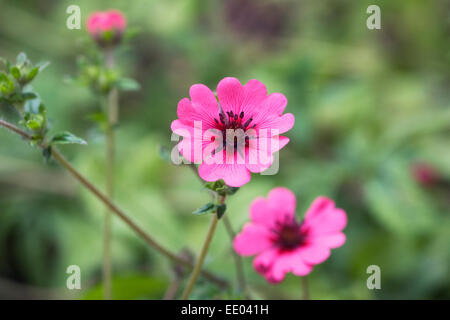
[50,132,87,146]
[10,66,20,80]
[193,202,216,215]
[27,67,39,82]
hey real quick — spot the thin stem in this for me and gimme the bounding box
[0,119,228,289]
[163,279,181,300]
[302,276,310,300]
[102,48,119,300]
[185,163,246,296]
[222,215,248,296]
[181,196,225,299]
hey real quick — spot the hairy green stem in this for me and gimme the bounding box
[222,215,248,297]
[181,196,225,299]
[302,276,310,300]
[185,163,246,296]
[0,119,228,289]
[102,48,118,300]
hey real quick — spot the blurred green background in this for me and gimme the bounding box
[0,0,449,299]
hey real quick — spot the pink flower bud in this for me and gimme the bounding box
[86,10,126,47]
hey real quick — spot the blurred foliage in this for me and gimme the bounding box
[0,0,449,299]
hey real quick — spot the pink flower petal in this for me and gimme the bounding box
[299,244,331,265]
[249,135,290,155]
[267,187,297,218]
[245,156,273,173]
[171,119,210,163]
[216,77,246,114]
[265,250,313,283]
[249,188,297,228]
[305,209,347,236]
[304,196,335,220]
[106,10,126,31]
[216,78,271,120]
[251,93,288,124]
[271,135,290,152]
[233,223,273,256]
[253,248,278,278]
[310,232,346,249]
[256,113,295,135]
[189,84,219,124]
[86,10,126,34]
[302,197,347,236]
[244,144,274,173]
[177,97,216,128]
[198,162,251,187]
[249,197,273,226]
[240,80,271,119]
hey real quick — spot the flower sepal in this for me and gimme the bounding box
[205,180,240,197]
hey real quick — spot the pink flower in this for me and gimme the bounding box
[233,188,347,283]
[411,163,438,187]
[171,77,295,187]
[86,10,126,46]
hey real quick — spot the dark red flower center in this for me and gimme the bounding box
[212,107,256,153]
[272,218,305,250]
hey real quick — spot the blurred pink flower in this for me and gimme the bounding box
[411,163,438,187]
[233,187,347,283]
[171,77,295,187]
[86,10,126,46]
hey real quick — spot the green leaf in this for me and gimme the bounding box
[10,66,20,80]
[193,202,215,215]
[217,203,227,219]
[50,132,87,146]
[36,61,50,72]
[27,67,39,82]
[22,92,37,100]
[26,119,42,130]
[0,72,15,96]
[115,77,140,91]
